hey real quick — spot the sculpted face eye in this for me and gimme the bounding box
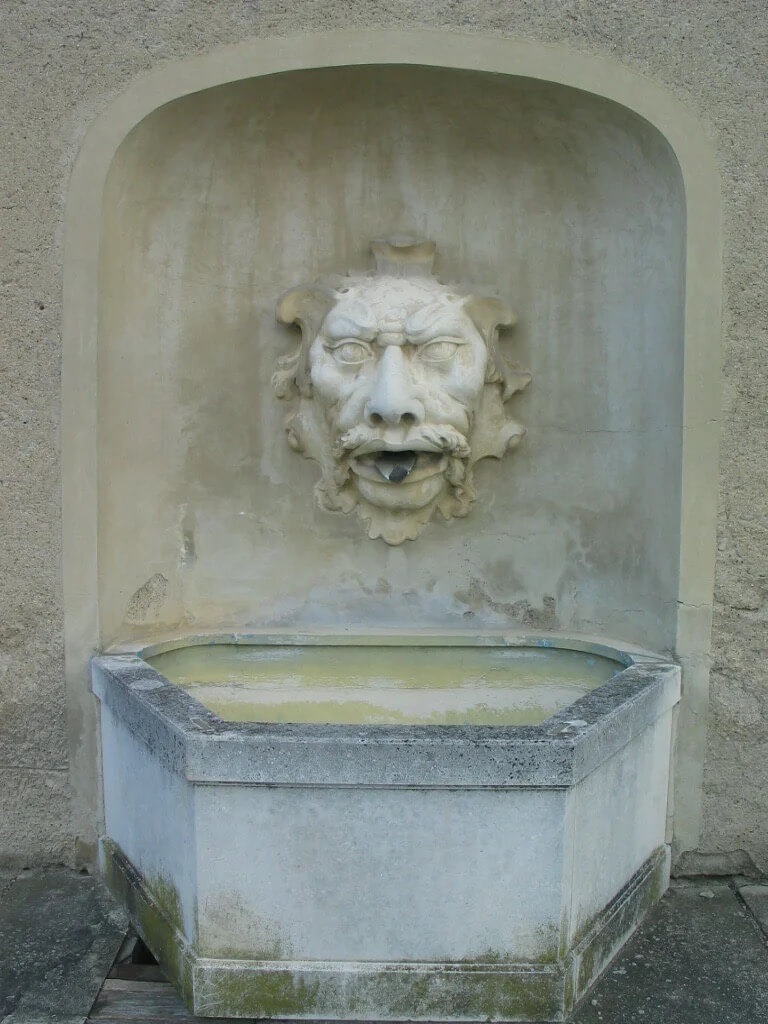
[328,340,373,365]
[418,338,461,363]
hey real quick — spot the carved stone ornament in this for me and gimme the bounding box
[273,240,531,545]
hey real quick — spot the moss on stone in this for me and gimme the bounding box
[566,846,668,1012]
[460,970,561,1021]
[569,846,666,952]
[101,839,194,1005]
[202,964,562,1021]
[136,879,193,1003]
[199,969,322,1017]
[102,837,667,1021]
[454,925,561,968]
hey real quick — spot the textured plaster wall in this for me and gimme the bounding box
[0,1,765,870]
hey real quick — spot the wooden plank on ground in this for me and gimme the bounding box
[89,979,196,1022]
[88,978,254,1023]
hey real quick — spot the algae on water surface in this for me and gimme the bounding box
[147,643,620,726]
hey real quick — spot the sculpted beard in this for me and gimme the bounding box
[322,421,476,519]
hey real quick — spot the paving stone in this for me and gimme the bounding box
[0,870,18,903]
[3,870,768,1023]
[0,868,128,1024]
[572,879,768,1024]
[737,883,768,939]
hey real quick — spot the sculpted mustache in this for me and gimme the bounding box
[332,424,471,460]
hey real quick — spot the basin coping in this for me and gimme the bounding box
[91,633,680,788]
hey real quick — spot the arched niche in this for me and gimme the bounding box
[62,31,721,863]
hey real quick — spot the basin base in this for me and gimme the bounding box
[102,839,669,1022]
[93,639,679,1022]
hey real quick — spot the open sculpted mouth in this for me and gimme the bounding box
[333,425,471,487]
[353,448,446,484]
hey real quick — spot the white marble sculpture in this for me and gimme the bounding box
[274,240,530,544]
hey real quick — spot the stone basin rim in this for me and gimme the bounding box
[106,627,670,666]
[91,632,680,787]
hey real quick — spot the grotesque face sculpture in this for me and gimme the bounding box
[274,240,530,544]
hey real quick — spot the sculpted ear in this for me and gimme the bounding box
[464,296,531,401]
[275,285,336,398]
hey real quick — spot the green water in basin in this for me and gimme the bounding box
[146,643,622,727]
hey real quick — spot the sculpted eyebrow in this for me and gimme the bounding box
[323,310,377,342]
[405,320,467,343]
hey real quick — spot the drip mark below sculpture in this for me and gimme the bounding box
[274,239,531,544]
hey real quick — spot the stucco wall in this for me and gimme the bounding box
[1,1,765,871]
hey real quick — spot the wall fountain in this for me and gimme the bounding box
[87,57,692,1021]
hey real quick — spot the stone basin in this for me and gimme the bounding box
[92,633,680,1022]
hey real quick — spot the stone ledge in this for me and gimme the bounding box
[91,639,679,790]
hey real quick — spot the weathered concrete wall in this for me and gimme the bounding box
[1,2,765,870]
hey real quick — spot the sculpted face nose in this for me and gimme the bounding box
[364,346,425,428]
